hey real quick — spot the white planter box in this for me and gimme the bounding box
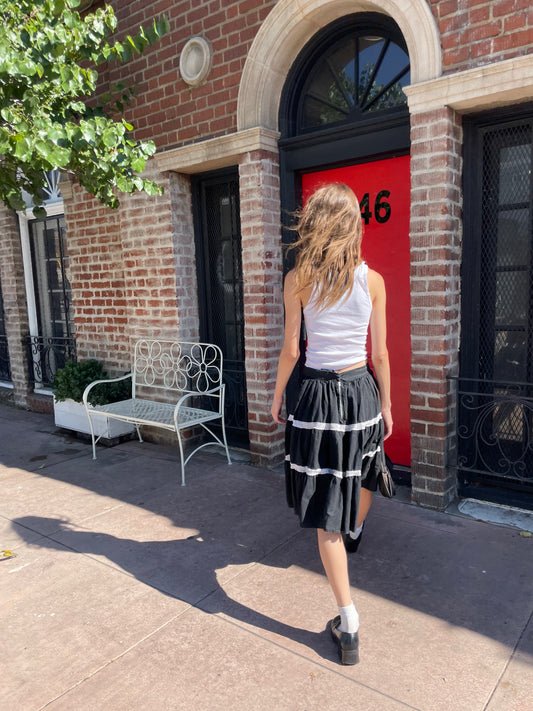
[54,398,134,439]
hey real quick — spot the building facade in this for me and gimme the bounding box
[1,0,532,510]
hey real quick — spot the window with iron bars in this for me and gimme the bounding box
[26,213,75,388]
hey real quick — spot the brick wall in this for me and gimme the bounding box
[62,163,181,376]
[62,182,130,373]
[108,0,277,149]
[429,0,533,73]
[118,167,180,345]
[409,106,463,509]
[239,150,284,465]
[169,171,200,343]
[62,166,197,446]
[0,205,31,406]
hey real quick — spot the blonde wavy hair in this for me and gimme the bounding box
[291,183,363,310]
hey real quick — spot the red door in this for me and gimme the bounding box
[301,155,411,465]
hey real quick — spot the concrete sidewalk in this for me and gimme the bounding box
[1,403,532,711]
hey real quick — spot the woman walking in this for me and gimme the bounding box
[271,183,392,665]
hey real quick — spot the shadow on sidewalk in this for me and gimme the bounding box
[6,425,533,661]
[12,507,333,663]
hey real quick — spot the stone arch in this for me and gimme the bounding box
[237,0,442,131]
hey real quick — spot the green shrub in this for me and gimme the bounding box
[52,360,131,406]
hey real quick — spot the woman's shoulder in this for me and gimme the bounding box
[284,269,298,292]
[284,268,296,281]
[366,266,384,282]
[366,267,385,299]
[283,269,304,304]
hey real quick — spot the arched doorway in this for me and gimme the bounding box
[279,13,411,467]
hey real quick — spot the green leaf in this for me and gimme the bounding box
[102,129,117,148]
[80,123,96,143]
[35,140,52,158]
[32,206,48,219]
[141,141,157,157]
[1,107,15,123]
[131,157,145,172]
[18,60,38,77]
[114,175,131,192]
[6,191,26,211]
[153,17,171,39]
[14,137,32,160]
[143,181,164,196]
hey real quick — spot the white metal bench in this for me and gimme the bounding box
[82,339,232,485]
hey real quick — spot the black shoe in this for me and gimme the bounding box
[328,615,359,665]
[344,522,364,553]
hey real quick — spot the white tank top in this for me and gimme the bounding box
[304,262,372,370]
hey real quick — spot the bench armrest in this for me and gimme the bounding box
[173,384,225,420]
[83,373,133,407]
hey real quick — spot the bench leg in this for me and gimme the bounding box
[220,416,232,466]
[134,423,143,442]
[86,412,97,460]
[175,429,186,486]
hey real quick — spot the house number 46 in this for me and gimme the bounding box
[359,190,391,225]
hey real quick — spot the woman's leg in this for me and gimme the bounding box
[346,487,373,552]
[357,487,372,527]
[317,529,352,607]
[318,528,360,639]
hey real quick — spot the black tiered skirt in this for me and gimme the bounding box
[285,365,383,536]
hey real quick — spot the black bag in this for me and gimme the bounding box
[377,449,395,498]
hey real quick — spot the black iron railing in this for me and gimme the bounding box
[0,335,11,381]
[25,335,76,388]
[455,377,533,492]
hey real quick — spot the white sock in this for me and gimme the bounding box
[349,523,364,540]
[338,602,359,633]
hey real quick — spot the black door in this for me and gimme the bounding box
[459,108,533,507]
[193,169,249,448]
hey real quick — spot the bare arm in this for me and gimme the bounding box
[271,270,302,424]
[368,269,393,440]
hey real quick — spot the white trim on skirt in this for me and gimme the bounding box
[285,445,381,478]
[288,412,382,432]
